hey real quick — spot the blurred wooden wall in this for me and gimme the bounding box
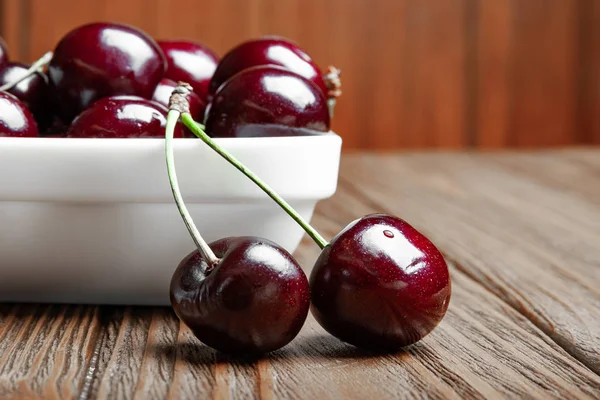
[1,0,599,150]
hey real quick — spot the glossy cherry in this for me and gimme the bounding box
[309,214,451,350]
[0,91,39,137]
[0,37,8,67]
[152,78,205,122]
[158,40,219,102]
[205,65,330,138]
[66,95,185,138]
[208,36,327,97]
[0,62,52,130]
[48,22,166,123]
[170,236,310,355]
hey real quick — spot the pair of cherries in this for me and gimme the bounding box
[165,85,452,356]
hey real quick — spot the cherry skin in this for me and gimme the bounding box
[152,78,206,122]
[205,65,330,138]
[309,214,451,351]
[170,236,310,355]
[0,36,8,67]
[48,22,166,123]
[208,36,327,97]
[66,95,185,138]
[0,91,39,137]
[158,40,219,102]
[0,62,52,130]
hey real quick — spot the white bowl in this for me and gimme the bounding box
[0,133,342,305]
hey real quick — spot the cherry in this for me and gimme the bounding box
[170,237,310,355]
[205,66,330,138]
[169,82,451,352]
[158,39,219,102]
[152,78,205,122]
[48,22,166,123]
[208,36,327,97]
[0,91,39,137]
[164,89,310,355]
[66,95,185,138]
[310,214,451,350]
[0,37,8,67]
[0,62,52,130]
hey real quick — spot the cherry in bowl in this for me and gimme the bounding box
[0,91,39,137]
[66,95,185,138]
[208,36,327,97]
[48,22,166,123]
[158,39,219,102]
[205,65,330,138]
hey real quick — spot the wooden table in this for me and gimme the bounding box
[1,149,599,399]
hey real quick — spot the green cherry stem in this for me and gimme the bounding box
[179,112,329,250]
[165,107,220,267]
[0,51,53,92]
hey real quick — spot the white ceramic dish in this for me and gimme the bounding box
[0,133,342,305]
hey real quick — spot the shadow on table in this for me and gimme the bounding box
[147,333,414,366]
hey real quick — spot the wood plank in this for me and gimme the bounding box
[577,0,600,144]
[0,305,102,398]
[338,152,600,373]
[0,0,28,62]
[509,0,578,147]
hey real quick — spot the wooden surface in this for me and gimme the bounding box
[2,0,600,149]
[0,149,599,399]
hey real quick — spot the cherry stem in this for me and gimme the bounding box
[0,51,53,92]
[180,112,329,250]
[323,66,342,120]
[165,108,221,267]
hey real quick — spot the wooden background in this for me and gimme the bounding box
[1,0,599,150]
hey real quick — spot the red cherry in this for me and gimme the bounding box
[208,36,327,97]
[48,22,166,123]
[205,66,330,138]
[66,95,185,138]
[309,214,451,350]
[170,236,310,355]
[152,78,206,122]
[0,62,52,130]
[0,91,39,137]
[158,39,219,102]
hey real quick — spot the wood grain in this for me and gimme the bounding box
[2,1,600,148]
[1,151,600,399]
[339,151,600,373]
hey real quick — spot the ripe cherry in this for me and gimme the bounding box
[0,37,8,67]
[208,36,327,97]
[164,91,310,355]
[310,214,451,350]
[152,78,205,122]
[66,95,185,138]
[158,39,219,102]
[0,62,52,130]
[0,91,39,137]
[170,237,310,355]
[170,82,451,351]
[205,66,330,138]
[48,22,166,123]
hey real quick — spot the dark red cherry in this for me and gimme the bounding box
[309,214,451,351]
[205,66,330,138]
[0,91,39,137]
[208,36,327,97]
[0,37,8,67]
[0,62,52,130]
[152,78,206,122]
[170,236,310,355]
[48,22,166,123]
[158,40,219,101]
[66,95,185,138]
